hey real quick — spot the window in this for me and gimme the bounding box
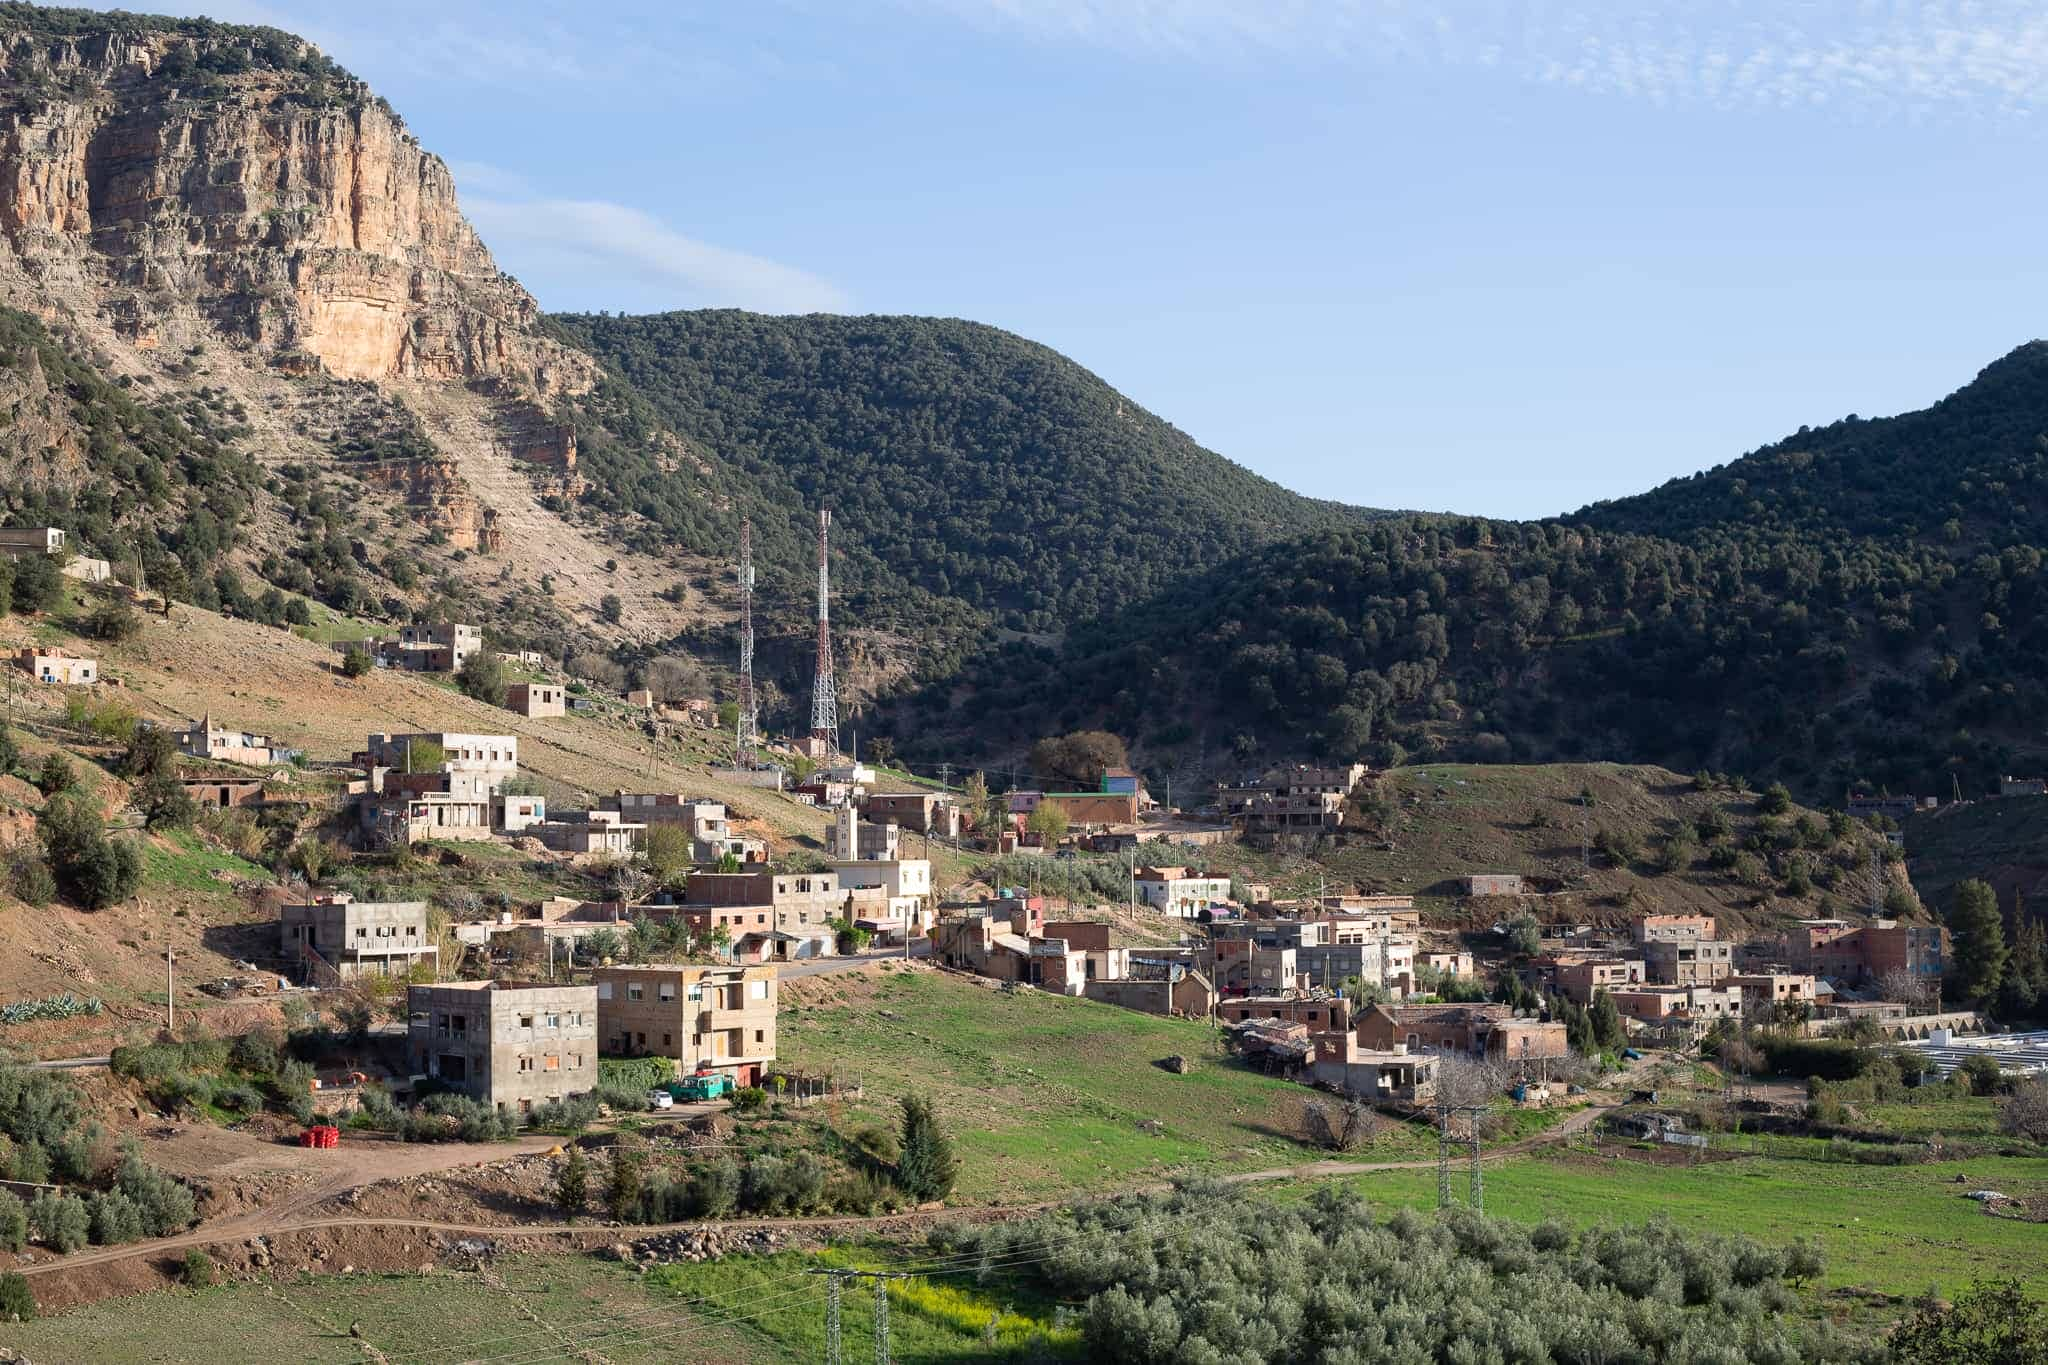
[662,1033,672,1047]
[686,984,703,1002]
[754,1029,764,1044]
[545,1013,561,1029]
[627,983,644,1002]
[519,1014,534,1029]
[597,982,612,1000]
[658,982,676,1002]
[570,1054,582,1069]
[543,1055,560,1072]
[748,980,767,1000]
[518,1056,534,1073]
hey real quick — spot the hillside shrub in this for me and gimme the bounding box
[180,1249,215,1287]
[115,1146,196,1235]
[39,792,142,910]
[0,1270,31,1322]
[4,844,53,906]
[0,1193,25,1252]
[87,1189,145,1245]
[27,1189,88,1252]
[686,1157,741,1218]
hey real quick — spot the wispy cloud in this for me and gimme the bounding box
[899,0,2048,118]
[459,179,849,314]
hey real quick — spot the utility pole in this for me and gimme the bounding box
[873,1274,893,1365]
[164,949,175,1032]
[811,1268,856,1365]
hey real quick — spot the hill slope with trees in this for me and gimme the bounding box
[553,310,1372,636]
[884,344,2048,803]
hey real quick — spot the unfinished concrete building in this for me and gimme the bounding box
[406,981,598,1114]
[282,895,437,983]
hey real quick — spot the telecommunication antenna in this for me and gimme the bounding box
[735,519,759,769]
[810,508,840,757]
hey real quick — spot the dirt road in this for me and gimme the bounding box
[14,1100,1617,1281]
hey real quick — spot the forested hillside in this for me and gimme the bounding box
[887,345,2048,802]
[553,311,1368,635]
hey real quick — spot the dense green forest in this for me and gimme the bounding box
[553,310,1369,635]
[885,345,2048,801]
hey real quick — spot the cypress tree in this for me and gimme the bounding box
[894,1094,958,1203]
[556,1146,588,1220]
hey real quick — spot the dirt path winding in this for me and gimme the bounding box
[15,1102,1617,1281]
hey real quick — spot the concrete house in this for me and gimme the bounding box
[1218,995,1352,1032]
[606,794,765,862]
[1725,973,1818,1016]
[530,809,645,857]
[1308,1035,1438,1103]
[282,895,437,982]
[1357,1003,1512,1055]
[825,805,902,860]
[1135,866,1232,919]
[681,869,872,960]
[0,526,65,556]
[505,682,566,718]
[18,648,95,685]
[862,791,961,839]
[406,982,598,1114]
[177,716,295,767]
[1463,874,1525,897]
[1612,984,1744,1035]
[1789,920,1948,988]
[1632,915,1719,944]
[1083,970,1216,1018]
[1641,937,1735,987]
[361,732,519,797]
[828,856,932,935]
[385,622,482,672]
[595,963,776,1086]
[1541,955,1647,1005]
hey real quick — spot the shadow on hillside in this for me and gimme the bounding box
[201,919,287,969]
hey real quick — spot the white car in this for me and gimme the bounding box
[647,1089,675,1110]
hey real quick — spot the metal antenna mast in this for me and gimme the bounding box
[810,508,840,756]
[735,518,759,769]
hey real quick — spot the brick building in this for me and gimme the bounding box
[594,964,776,1086]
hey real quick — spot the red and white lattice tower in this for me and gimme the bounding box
[809,508,840,756]
[734,518,759,768]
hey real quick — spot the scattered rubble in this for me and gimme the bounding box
[620,1226,791,1267]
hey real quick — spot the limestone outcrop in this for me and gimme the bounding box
[0,24,595,397]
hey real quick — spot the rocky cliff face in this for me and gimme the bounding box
[0,25,593,395]
[0,14,725,647]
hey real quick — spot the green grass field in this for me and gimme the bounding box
[779,968,1353,1201]
[2,1256,713,1364]
[1326,1145,2048,1299]
[139,828,271,898]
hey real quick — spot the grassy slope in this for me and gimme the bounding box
[778,967,1345,1203]
[1209,762,1910,932]
[1,1252,761,1364]
[1332,1146,2048,1300]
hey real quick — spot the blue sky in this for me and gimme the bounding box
[165,1,2048,518]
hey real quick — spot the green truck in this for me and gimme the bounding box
[667,1071,736,1102]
